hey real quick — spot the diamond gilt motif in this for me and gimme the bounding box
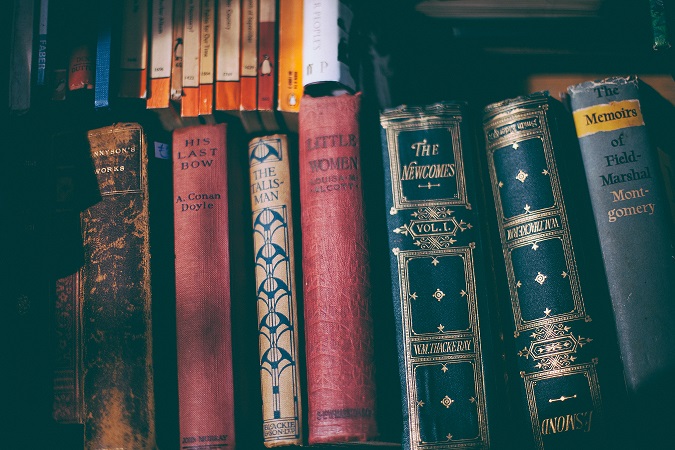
[518,323,593,371]
[433,289,446,302]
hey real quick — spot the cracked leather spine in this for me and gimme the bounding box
[81,123,156,450]
[298,93,378,444]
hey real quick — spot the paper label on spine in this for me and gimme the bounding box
[572,100,644,137]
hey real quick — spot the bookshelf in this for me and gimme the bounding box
[4,1,674,449]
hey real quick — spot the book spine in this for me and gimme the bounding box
[199,0,215,115]
[380,103,498,449]
[567,77,675,424]
[240,0,258,111]
[182,0,201,116]
[302,0,355,92]
[173,123,235,450]
[118,0,149,98]
[248,134,304,447]
[257,0,276,111]
[298,93,378,444]
[9,0,34,113]
[147,0,174,109]
[37,0,48,87]
[482,93,610,450]
[277,0,302,114]
[94,0,113,109]
[171,0,185,101]
[215,0,241,110]
[53,272,83,424]
[82,123,156,450]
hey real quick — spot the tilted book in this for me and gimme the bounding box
[567,76,675,445]
[248,134,304,447]
[482,93,623,450]
[298,93,378,444]
[82,123,156,449]
[173,123,236,450]
[380,102,502,449]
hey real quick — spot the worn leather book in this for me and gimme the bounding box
[240,0,262,132]
[567,76,675,447]
[118,0,148,98]
[482,93,626,450]
[248,134,304,447]
[380,102,503,449]
[298,93,378,444]
[82,123,156,449]
[173,123,236,450]
[52,127,99,425]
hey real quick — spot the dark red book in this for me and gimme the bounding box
[298,93,378,444]
[173,123,235,450]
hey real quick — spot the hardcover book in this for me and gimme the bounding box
[173,123,236,450]
[181,0,201,116]
[215,0,241,111]
[248,134,304,447]
[118,0,148,98]
[380,102,502,449]
[52,127,99,425]
[482,93,621,450]
[302,0,356,94]
[147,0,174,109]
[567,76,675,445]
[82,123,156,449]
[298,93,378,444]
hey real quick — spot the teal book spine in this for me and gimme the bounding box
[380,102,502,450]
[568,76,675,446]
[482,93,623,450]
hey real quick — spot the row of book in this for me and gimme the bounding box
[45,73,675,450]
[9,0,368,133]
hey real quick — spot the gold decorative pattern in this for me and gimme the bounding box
[441,395,454,408]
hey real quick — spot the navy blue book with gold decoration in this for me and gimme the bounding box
[481,93,627,450]
[380,102,503,450]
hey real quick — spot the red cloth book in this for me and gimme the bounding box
[173,123,236,450]
[298,93,379,444]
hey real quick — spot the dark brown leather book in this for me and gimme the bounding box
[298,93,378,444]
[173,123,235,450]
[81,123,156,449]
